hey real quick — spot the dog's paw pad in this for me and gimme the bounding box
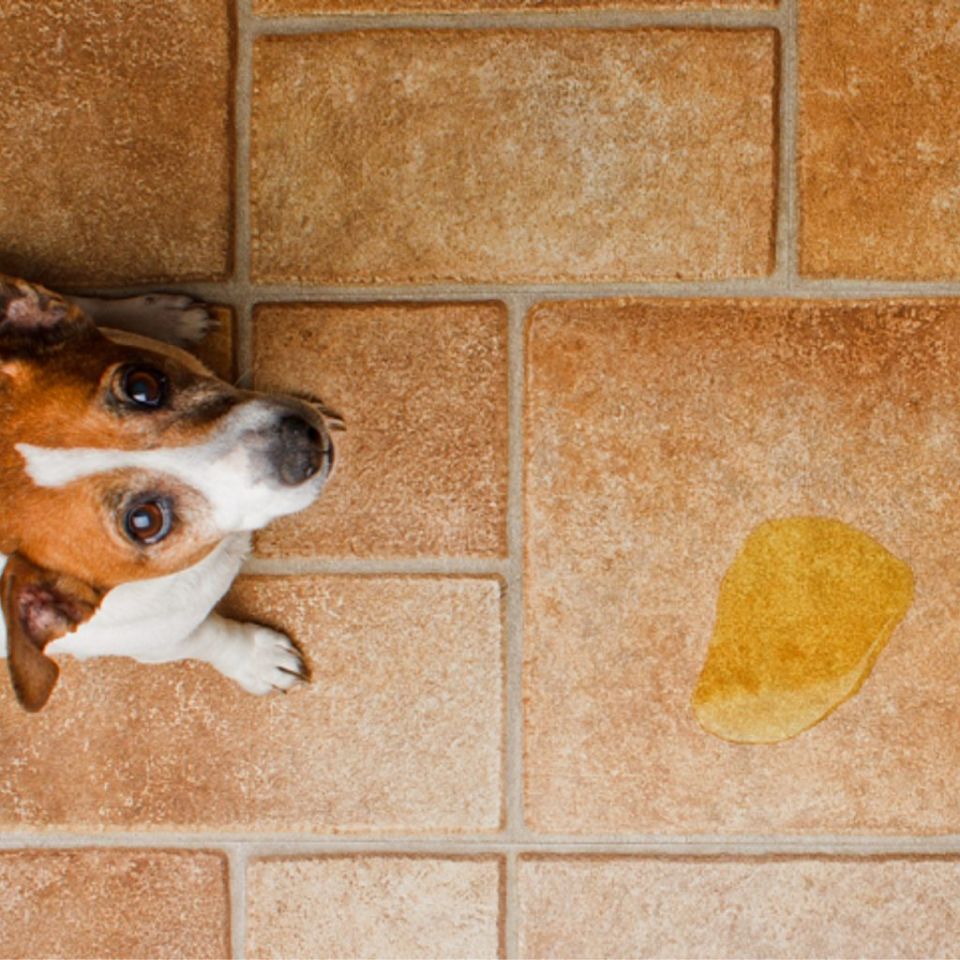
[232,625,309,696]
[121,294,216,346]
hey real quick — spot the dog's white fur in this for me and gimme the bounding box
[0,293,324,696]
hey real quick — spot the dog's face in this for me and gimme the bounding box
[0,284,333,591]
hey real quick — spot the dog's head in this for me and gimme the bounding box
[0,278,334,709]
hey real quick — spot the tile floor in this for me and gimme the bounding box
[3,0,960,957]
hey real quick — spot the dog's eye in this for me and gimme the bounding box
[124,499,172,545]
[120,365,167,409]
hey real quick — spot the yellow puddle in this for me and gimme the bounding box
[693,517,914,744]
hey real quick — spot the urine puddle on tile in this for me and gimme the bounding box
[693,517,914,744]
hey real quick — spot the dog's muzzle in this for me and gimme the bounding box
[270,413,334,486]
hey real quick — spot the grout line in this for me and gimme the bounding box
[227,844,248,960]
[251,9,783,34]
[782,0,799,286]
[7,834,960,855]
[504,850,518,959]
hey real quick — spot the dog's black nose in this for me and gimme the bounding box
[272,414,331,486]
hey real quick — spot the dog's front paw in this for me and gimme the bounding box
[227,624,309,695]
[127,294,216,346]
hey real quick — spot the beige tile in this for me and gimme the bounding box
[0,849,228,960]
[258,0,772,12]
[253,302,508,559]
[0,577,503,832]
[518,857,960,959]
[251,30,777,284]
[525,299,960,834]
[799,0,960,279]
[0,0,232,286]
[247,856,503,959]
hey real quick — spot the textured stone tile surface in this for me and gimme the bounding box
[0,849,229,959]
[258,0,772,13]
[0,577,503,832]
[799,1,960,279]
[195,306,236,384]
[247,856,502,959]
[525,299,960,833]
[253,302,508,559]
[518,857,960,959]
[251,30,776,284]
[0,0,231,286]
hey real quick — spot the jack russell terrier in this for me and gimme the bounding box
[0,274,336,712]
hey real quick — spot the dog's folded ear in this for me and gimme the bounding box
[0,553,104,712]
[0,275,94,355]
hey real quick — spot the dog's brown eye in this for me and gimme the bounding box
[121,366,167,409]
[124,499,172,545]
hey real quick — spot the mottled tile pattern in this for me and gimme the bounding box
[247,856,503,959]
[251,30,776,284]
[518,857,960,959]
[0,0,232,286]
[0,577,503,832]
[253,302,508,558]
[0,849,229,960]
[258,0,772,13]
[525,299,960,833]
[799,0,960,279]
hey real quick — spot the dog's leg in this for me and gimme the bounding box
[179,613,309,694]
[67,292,214,347]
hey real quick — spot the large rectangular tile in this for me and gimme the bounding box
[0,849,228,959]
[251,30,777,284]
[0,0,232,285]
[519,856,960,959]
[799,0,960,279]
[0,577,503,832]
[525,299,960,833]
[253,302,508,559]
[247,856,503,959]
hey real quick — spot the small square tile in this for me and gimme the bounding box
[0,577,503,833]
[519,857,960,959]
[525,298,960,834]
[251,30,777,284]
[253,302,508,559]
[0,849,229,960]
[0,0,232,285]
[799,0,960,278]
[247,856,503,959]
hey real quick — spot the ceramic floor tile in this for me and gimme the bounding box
[247,856,503,959]
[0,0,232,286]
[0,849,229,960]
[525,298,960,833]
[799,0,960,279]
[518,856,960,959]
[253,302,508,559]
[0,577,503,833]
[251,30,777,284]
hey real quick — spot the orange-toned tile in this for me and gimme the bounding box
[258,0,772,12]
[0,849,228,960]
[251,31,777,284]
[0,0,232,286]
[247,856,502,959]
[253,302,508,559]
[519,857,960,959]
[799,1,960,279]
[525,299,960,834]
[0,577,503,832]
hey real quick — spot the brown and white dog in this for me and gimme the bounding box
[0,274,336,712]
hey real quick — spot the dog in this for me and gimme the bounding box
[0,274,336,712]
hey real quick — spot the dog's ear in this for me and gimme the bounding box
[0,553,103,712]
[0,276,94,356]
